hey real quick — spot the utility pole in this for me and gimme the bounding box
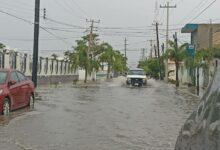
[149,39,156,58]
[124,38,128,58]
[173,32,179,87]
[209,19,213,48]
[155,22,162,79]
[141,48,146,61]
[154,45,157,58]
[86,19,100,81]
[32,0,40,87]
[160,2,176,82]
[161,43,165,55]
[155,22,161,60]
[150,40,153,58]
[86,19,96,57]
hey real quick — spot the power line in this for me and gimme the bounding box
[42,27,85,33]
[0,36,81,41]
[0,9,72,46]
[0,5,34,16]
[178,0,210,24]
[189,0,217,23]
[0,1,34,12]
[45,17,86,29]
[53,0,85,20]
[69,0,89,17]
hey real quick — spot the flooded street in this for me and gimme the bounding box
[0,78,199,150]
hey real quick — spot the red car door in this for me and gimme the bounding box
[9,71,23,110]
[17,72,30,106]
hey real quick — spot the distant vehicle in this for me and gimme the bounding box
[0,69,35,115]
[126,68,147,86]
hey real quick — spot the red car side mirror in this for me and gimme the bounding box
[8,80,17,86]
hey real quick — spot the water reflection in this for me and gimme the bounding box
[0,79,199,150]
[0,107,34,126]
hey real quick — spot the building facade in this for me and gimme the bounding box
[181,23,220,49]
[177,23,220,86]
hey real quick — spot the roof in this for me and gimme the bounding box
[181,24,199,33]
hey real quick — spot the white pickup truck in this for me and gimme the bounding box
[126,68,147,86]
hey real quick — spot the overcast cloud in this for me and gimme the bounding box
[0,0,220,66]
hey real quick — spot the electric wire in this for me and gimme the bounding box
[188,0,217,23]
[0,9,73,46]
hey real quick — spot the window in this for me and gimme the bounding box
[10,72,19,82]
[128,70,145,75]
[17,72,26,81]
[0,71,7,84]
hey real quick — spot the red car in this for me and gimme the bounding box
[0,69,35,115]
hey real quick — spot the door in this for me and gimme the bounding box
[9,71,22,110]
[17,71,29,106]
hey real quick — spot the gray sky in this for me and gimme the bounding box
[0,0,220,67]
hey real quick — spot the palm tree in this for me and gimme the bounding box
[167,41,187,87]
[67,36,100,83]
[112,51,127,74]
[0,43,5,49]
[99,43,115,78]
[194,49,213,91]
[99,43,127,78]
[51,53,58,60]
[184,48,213,90]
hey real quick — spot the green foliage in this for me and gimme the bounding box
[185,48,213,69]
[138,58,160,79]
[166,41,188,63]
[0,43,5,49]
[112,51,127,73]
[166,40,188,86]
[99,43,127,78]
[212,47,220,58]
[51,53,58,59]
[65,35,127,81]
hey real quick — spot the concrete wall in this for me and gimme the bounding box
[0,49,79,84]
[178,61,216,87]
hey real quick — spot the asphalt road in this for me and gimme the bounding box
[0,78,199,150]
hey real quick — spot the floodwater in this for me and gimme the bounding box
[0,78,199,150]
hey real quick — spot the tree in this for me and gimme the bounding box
[112,51,127,74]
[51,53,58,60]
[184,48,213,89]
[99,43,127,78]
[0,43,5,50]
[166,40,187,87]
[138,58,160,79]
[213,47,220,58]
[99,43,114,78]
[195,48,213,90]
[66,34,100,83]
[66,35,127,82]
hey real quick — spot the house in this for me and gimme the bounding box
[177,23,220,86]
[181,23,220,49]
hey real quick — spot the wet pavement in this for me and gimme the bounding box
[0,78,199,150]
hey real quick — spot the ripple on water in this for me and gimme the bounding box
[0,79,200,150]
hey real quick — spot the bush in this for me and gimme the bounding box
[213,48,220,58]
[138,58,162,79]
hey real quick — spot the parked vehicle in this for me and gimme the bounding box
[0,69,35,115]
[126,68,147,86]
